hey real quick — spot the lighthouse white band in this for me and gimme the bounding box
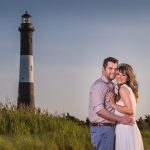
[19,55,34,83]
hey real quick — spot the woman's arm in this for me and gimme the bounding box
[110,87,134,115]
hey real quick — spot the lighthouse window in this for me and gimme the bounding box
[30,66,32,71]
[22,18,31,23]
[25,18,28,23]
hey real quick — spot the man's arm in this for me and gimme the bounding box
[96,108,134,125]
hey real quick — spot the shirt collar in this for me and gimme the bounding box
[101,76,111,84]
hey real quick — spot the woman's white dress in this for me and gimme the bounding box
[115,84,144,150]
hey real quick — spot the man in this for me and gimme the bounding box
[88,57,134,150]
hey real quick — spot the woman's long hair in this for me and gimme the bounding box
[117,63,138,100]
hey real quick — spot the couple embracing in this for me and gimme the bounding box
[88,57,144,150]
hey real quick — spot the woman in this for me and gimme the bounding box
[109,63,144,150]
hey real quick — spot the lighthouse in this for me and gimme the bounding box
[17,11,35,110]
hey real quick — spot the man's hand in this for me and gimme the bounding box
[120,115,135,125]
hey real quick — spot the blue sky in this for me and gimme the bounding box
[0,0,150,120]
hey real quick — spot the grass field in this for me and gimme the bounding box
[142,130,150,150]
[0,103,149,149]
[0,105,94,150]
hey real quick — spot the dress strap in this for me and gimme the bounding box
[121,84,129,89]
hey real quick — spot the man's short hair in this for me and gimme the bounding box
[103,57,118,68]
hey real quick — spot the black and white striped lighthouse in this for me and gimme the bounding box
[17,11,35,110]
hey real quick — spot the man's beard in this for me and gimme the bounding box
[109,74,115,80]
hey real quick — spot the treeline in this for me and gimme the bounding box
[137,115,150,130]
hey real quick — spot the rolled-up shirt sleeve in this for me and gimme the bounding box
[90,82,107,113]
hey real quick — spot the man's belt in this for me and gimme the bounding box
[90,122,115,127]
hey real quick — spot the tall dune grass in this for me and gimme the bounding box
[0,102,94,150]
[0,102,149,149]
